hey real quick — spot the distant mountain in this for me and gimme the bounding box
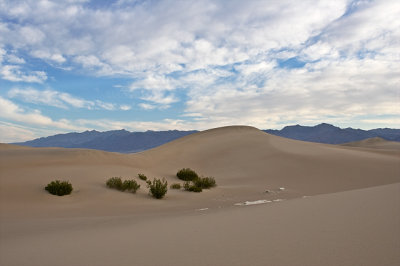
[13,123,400,153]
[264,123,400,144]
[14,129,198,153]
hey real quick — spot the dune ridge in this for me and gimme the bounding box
[342,136,400,150]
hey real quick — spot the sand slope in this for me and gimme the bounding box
[141,126,399,194]
[342,136,400,150]
[1,183,399,266]
[1,126,399,265]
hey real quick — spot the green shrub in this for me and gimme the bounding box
[170,183,181,189]
[194,176,217,189]
[148,178,168,199]
[183,181,202,192]
[138,173,147,181]
[106,177,123,190]
[45,180,73,196]
[122,179,140,193]
[176,168,198,181]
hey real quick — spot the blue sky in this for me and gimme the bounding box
[0,0,399,142]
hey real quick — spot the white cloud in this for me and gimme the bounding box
[73,55,113,74]
[300,41,340,61]
[0,121,36,143]
[235,61,276,77]
[9,88,79,108]
[0,0,349,76]
[95,100,115,111]
[120,105,131,111]
[360,118,400,128]
[31,50,66,63]
[19,26,45,45]
[130,74,180,107]
[139,103,156,110]
[0,47,6,63]
[6,54,26,64]
[141,93,177,107]
[176,43,400,129]
[0,65,47,83]
[59,92,94,109]
[7,88,121,111]
[130,74,177,92]
[0,96,80,130]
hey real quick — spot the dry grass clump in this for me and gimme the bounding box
[170,183,181,189]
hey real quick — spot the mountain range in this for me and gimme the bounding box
[14,129,197,153]
[264,123,400,144]
[12,123,399,153]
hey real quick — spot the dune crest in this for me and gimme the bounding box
[342,137,400,151]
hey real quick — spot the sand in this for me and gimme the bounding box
[342,137,400,152]
[1,126,399,266]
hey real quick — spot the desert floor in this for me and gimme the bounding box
[1,126,399,266]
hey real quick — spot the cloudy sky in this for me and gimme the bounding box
[0,0,399,142]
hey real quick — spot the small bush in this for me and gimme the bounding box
[106,177,123,190]
[176,168,198,181]
[189,185,202,192]
[138,173,147,181]
[194,176,217,189]
[122,179,140,193]
[183,181,202,192]
[45,180,73,196]
[170,183,181,189]
[148,178,168,199]
[183,181,190,190]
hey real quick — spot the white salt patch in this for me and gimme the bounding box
[279,187,285,191]
[234,200,272,206]
[196,208,209,211]
[273,199,284,202]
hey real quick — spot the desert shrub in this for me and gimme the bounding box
[189,185,202,192]
[194,176,216,189]
[122,179,140,193]
[170,183,181,189]
[106,177,123,190]
[183,181,202,192]
[45,180,73,196]
[148,178,168,199]
[138,173,147,181]
[176,168,198,181]
[183,181,191,190]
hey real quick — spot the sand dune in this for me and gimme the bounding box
[342,136,400,150]
[1,126,399,265]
